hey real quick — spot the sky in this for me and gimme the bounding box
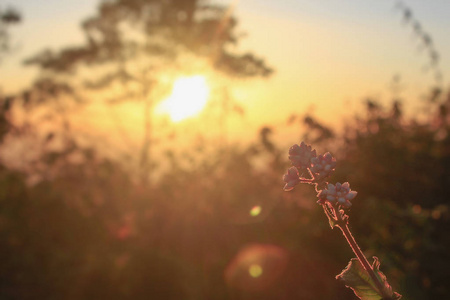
[232,0,450,125]
[1,0,450,144]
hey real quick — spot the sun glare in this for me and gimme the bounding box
[157,75,210,122]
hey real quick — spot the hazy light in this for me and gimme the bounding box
[249,264,263,278]
[157,75,209,122]
[250,205,262,217]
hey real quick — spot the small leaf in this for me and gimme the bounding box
[336,257,401,300]
[322,205,337,228]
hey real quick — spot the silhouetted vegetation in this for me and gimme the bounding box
[23,0,272,183]
[0,5,20,62]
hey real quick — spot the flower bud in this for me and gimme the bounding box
[283,167,300,191]
[310,152,337,178]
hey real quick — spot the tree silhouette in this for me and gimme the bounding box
[0,6,21,144]
[0,6,20,62]
[25,0,272,182]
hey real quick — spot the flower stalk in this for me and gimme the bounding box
[332,204,391,299]
[283,141,401,300]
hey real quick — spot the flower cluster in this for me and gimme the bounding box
[288,142,316,169]
[317,182,357,208]
[283,141,357,209]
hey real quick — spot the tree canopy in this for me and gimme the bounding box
[26,0,272,78]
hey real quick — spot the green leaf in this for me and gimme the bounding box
[336,257,402,300]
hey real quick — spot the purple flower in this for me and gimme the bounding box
[317,182,357,208]
[288,142,317,169]
[310,152,336,178]
[283,167,300,191]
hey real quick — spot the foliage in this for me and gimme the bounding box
[2,86,449,299]
[0,88,449,299]
[337,257,402,300]
[300,87,450,299]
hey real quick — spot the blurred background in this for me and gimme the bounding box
[0,0,449,299]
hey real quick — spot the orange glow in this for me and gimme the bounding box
[156,75,210,122]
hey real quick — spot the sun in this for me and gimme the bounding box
[157,75,210,122]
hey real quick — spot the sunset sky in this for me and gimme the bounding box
[1,0,449,144]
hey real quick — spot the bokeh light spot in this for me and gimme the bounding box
[250,205,262,217]
[224,244,288,291]
[431,209,441,219]
[249,264,263,278]
[412,204,422,214]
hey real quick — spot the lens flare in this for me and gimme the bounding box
[249,205,262,217]
[249,264,263,278]
[224,244,288,291]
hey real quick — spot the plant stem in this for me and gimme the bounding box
[334,206,391,300]
[299,178,314,183]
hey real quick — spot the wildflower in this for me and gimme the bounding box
[317,182,357,208]
[310,152,336,178]
[283,167,300,191]
[288,142,316,169]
